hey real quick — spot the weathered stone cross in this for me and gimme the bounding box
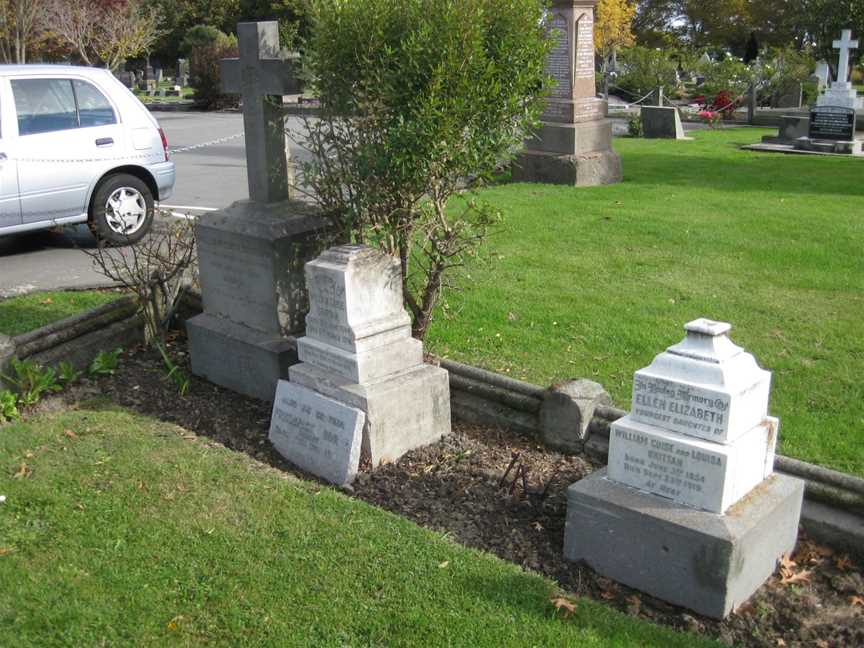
[833,29,859,86]
[220,21,300,204]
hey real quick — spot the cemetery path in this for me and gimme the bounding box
[71,339,864,648]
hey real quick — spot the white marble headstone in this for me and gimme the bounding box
[269,380,365,486]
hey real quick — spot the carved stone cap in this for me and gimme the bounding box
[667,318,743,365]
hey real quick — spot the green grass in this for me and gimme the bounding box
[0,408,715,647]
[428,128,864,476]
[0,290,121,337]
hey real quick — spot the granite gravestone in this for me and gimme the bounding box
[283,245,451,472]
[513,0,622,186]
[564,319,804,619]
[176,59,190,87]
[641,106,688,139]
[187,21,340,402]
[809,106,856,141]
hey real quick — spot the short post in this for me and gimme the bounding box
[747,83,757,124]
[656,86,664,107]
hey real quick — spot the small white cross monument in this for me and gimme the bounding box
[834,29,859,86]
[817,29,863,110]
[220,21,300,203]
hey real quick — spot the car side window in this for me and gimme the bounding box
[73,80,117,128]
[11,79,78,136]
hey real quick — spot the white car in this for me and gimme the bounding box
[0,65,175,244]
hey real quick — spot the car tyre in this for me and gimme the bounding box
[89,173,155,245]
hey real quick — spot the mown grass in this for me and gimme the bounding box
[0,290,121,337]
[428,128,864,476]
[0,407,716,647]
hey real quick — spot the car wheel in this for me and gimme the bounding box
[89,174,154,245]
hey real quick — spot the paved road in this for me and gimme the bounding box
[0,111,310,297]
[0,111,711,297]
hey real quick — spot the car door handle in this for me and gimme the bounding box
[95,138,114,147]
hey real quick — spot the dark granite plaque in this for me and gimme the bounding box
[809,106,856,141]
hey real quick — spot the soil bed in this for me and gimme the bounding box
[68,340,864,648]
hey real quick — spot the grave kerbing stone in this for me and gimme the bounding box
[512,0,622,186]
[187,21,340,402]
[285,245,451,469]
[564,319,804,619]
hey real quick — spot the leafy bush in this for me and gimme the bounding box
[180,25,230,56]
[627,114,643,137]
[616,46,680,101]
[696,53,755,98]
[299,0,551,339]
[0,390,19,423]
[1,359,61,408]
[190,36,239,110]
[57,361,82,386]
[89,349,123,377]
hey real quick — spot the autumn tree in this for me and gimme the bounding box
[596,0,637,98]
[0,0,48,63]
[47,0,162,70]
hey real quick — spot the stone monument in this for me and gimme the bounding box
[641,106,688,140]
[513,0,622,186]
[817,30,862,110]
[269,244,451,482]
[564,319,804,619]
[187,21,339,402]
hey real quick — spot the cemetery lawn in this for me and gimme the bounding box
[0,408,715,647]
[429,128,864,476]
[0,290,121,337]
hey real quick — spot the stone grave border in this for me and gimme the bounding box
[2,290,861,557]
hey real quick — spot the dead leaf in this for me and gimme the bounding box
[507,312,518,322]
[166,615,184,631]
[64,430,77,439]
[815,640,829,648]
[40,298,53,305]
[599,590,617,601]
[850,595,864,607]
[0,547,14,556]
[74,503,85,511]
[550,596,577,618]
[13,463,30,479]
[835,555,854,572]
[780,554,797,576]
[780,569,812,586]
[438,561,449,569]
[532,521,544,532]
[776,639,786,647]
[625,594,641,612]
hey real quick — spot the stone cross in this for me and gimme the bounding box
[833,29,859,85]
[220,21,301,204]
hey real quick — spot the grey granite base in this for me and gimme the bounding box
[187,313,298,402]
[564,469,804,619]
[512,149,622,186]
[289,362,451,466]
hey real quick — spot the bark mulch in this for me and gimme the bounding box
[61,341,864,648]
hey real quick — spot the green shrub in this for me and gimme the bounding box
[300,0,551,339]
[180,25,230,56]
[1,359,61,408]
[697,53,755,97]
[57,361,82,387]
[0,390,19,423]
[89,349,123,377]
[189,35,239,110]
[627,114,643,137]
[616,46,679,101]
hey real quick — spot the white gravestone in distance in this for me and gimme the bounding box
[269,381,365,486]
[817,29,863,110]
[564,319,804,619]
[608,319,776,513]
[283,245,451,471]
